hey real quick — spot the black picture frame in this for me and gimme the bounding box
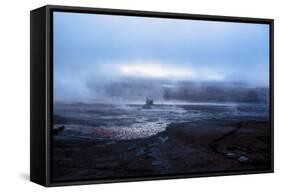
[30,4,274,187]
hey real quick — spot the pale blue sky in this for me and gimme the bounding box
[53,11,270,102]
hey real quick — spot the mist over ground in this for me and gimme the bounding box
[53,12,270,104]
[96,79,269,103]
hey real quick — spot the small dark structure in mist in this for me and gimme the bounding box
[142,97,154,109]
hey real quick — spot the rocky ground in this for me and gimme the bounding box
[52,119,271,182]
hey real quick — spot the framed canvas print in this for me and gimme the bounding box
[30,5,274,187]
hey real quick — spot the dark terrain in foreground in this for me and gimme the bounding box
[52,119,271,182]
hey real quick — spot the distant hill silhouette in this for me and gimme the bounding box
[99,79,269,103]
